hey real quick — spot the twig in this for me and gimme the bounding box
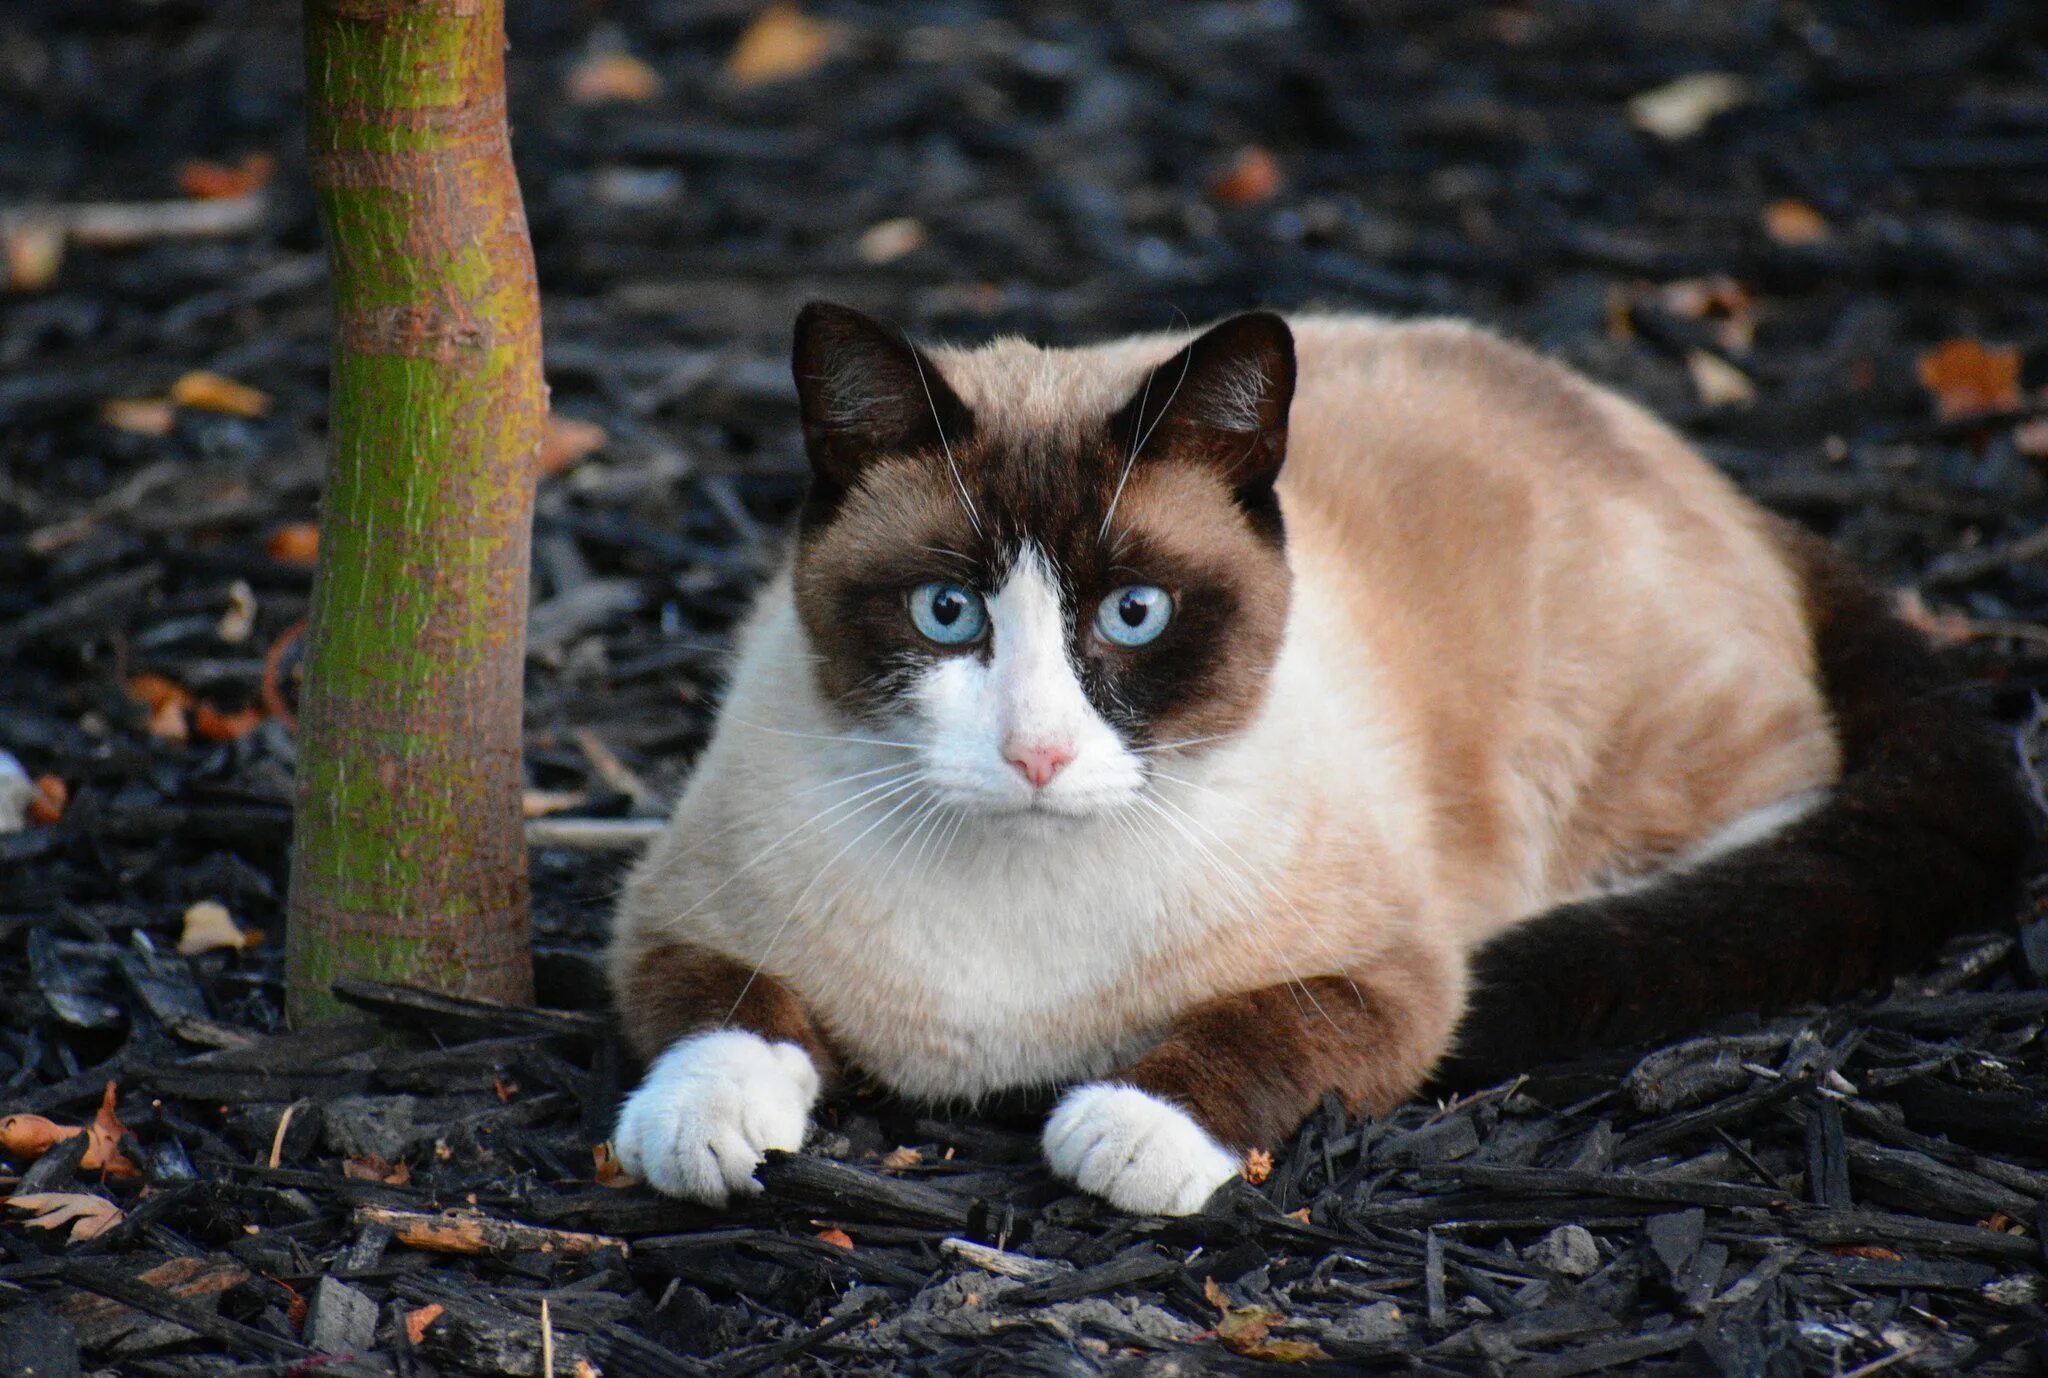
[353,1206,627,1259]
[1,196,267,248]
[525,817,666,850]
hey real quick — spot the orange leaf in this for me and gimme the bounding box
[815,1227,854,1250]
[128,673,192,715]
[1203,1276,1328,1362]
[879,1146,922,1172]
[7,1192,125,1242]
[100,397,177,437]
[593,1142,636,1188]
[725,3,837,87]
[1895,590,1977,648]
[84,1082,139,1178]
[567,51,662,105]
[1210,146,1283,206]
[266,523,320,565]
[193,703,264,743]
[539,416,607,477]
[178,900,262,955]
[177,153,276,201]
[1242,1147,1273,1185]
[1916,339,2023,420]
[405,1302,445,1345]
[1762,198,1830,246]
[2,222,64,293]
[343,1155,411,1186]
[170,370,270,418]
[0,1114,84,1161]
[27,775,66,826]
[1832,1244,1903,1262]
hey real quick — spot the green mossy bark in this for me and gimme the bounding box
[288,0,543,1024]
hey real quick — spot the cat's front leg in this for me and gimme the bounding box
[611,942,833,1205]
[1044,941,1465,1215]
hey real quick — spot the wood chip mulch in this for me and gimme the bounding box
[4,2,2047,1374]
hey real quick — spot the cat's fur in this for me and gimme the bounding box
[608,306,2033,1214]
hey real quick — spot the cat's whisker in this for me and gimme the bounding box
[723,716,923,751]
[723,778,934,1025]
[1125,792,1339,1028]
[576,760,924,905]
[1147,787,1371,1016]
[650,769,925,922]
[907,338,983,541]
[1100,316,1196,542]
[1133,731,1242,756]
[877,793,949,899]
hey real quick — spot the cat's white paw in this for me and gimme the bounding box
[612,1030,820,1205]
[1042,1084,1241,1216]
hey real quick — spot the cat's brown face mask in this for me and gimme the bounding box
[785,303,1295,818]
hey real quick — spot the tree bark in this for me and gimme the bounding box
[288,0,542,1023]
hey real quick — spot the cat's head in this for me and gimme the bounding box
[788,303,1294,819]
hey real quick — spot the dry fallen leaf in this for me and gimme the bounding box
[27,775,66,826]
[178,900,262,955]
[725,3,837,87]
[217,579,257,644]
[1687,349,1756,409]
[0,1114,84,1162]
[816,1227,855,1250]
[1210,146,1283,206]
[1656,276,1754,354]
[566,50,662,105]
[170,370,270,418]
[1203,1276,1329,1363]
[593,1142,636,1188]
[1916,338,2023,420]
[1831,1244,1904,1262]
[2,222,64,293]
[1762,198,1830,246]
[85,1081,140,1178]
[100,397,177,437]
[1894,589,1977,648]
[856,216,925,265]
[539,415,608,477]
[343,1155,411,1186]
[266,522,321,565]
[879,1146,923,1172]
[1242,1147,1273,1185]
[193,703,264,744]
[1627,72,1750,142]
[405,1302,445,1345]
[129,673,193,741]
[177,153,276,201]
[7,1192,125,1242]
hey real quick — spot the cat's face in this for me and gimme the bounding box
[788,304,1295,819]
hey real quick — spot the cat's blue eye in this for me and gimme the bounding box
[1096,585,1173,647]
[909,582,988,646]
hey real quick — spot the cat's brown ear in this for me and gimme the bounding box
[792,302,972,495]
[1109,312,1295,504]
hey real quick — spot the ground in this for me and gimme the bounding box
[2,2,2047,1375]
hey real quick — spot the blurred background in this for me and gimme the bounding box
[3,0,2046,950]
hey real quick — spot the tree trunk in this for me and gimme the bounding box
[288,0,543,1024]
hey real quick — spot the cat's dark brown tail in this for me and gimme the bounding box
[1440,528,2040,1086]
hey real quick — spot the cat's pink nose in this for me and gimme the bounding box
[1004,741,1073,789]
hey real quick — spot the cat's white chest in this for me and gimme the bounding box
[766,827,1226,1099]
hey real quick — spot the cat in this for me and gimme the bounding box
[606,303,2033,1215]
